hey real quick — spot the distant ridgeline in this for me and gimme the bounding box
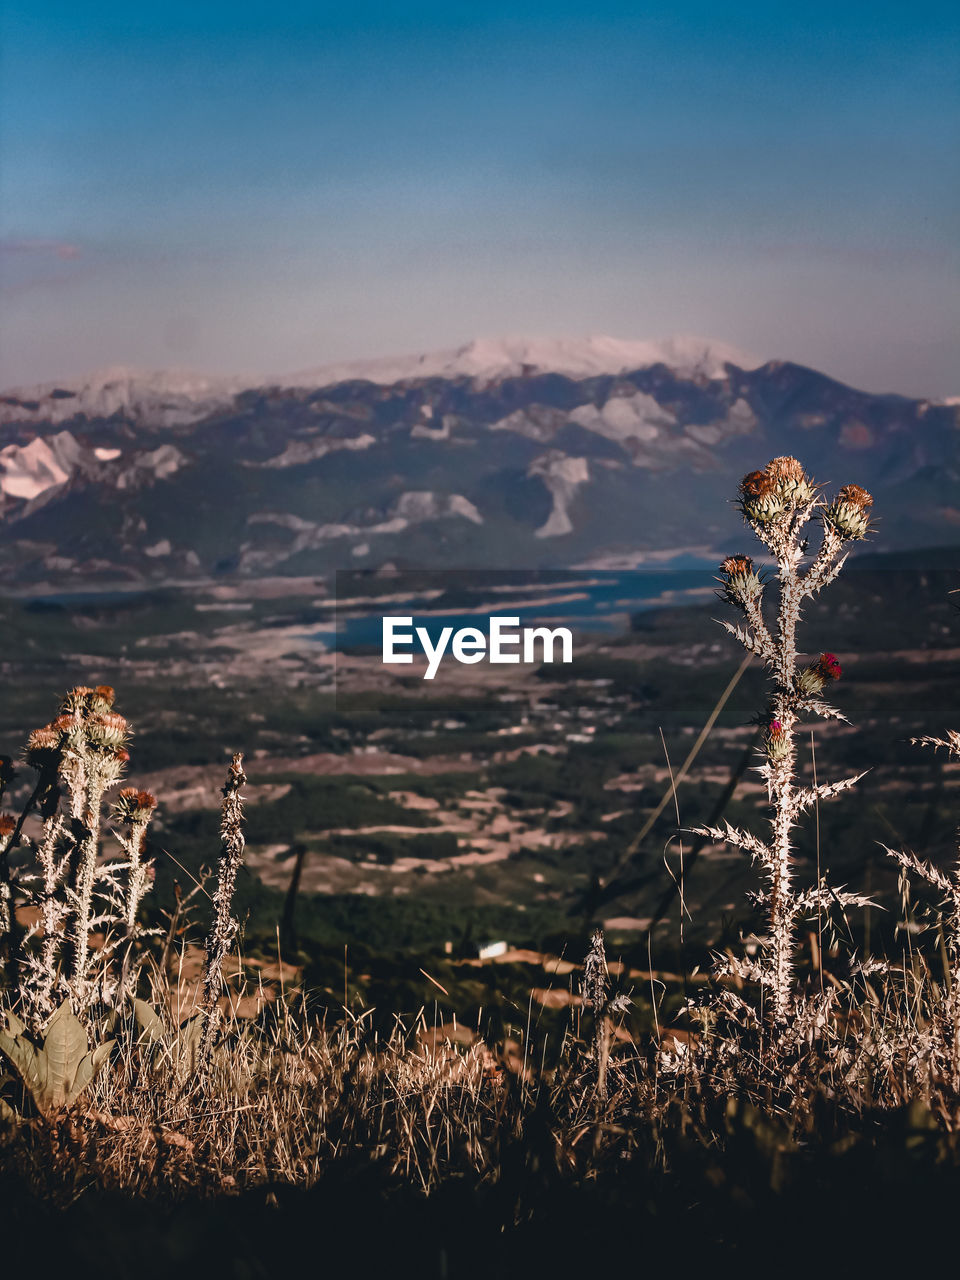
[1,336,958,588]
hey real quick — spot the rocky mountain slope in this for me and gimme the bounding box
[0,336,957,587]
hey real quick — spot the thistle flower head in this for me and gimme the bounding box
[737,469,785,524]
[0,812,16,841]
[24,725,62,770]
[51,712,85,747]
[824,484,873,540]
[89,685,116,714]
[818,652,842,680]
[112,787,158,825]
[766,456,816,507]
[719,554,763,605]
[796,652,843,696]
[85,712,130,750]
[59,686,96,714]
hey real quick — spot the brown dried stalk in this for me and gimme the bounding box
[199,753,247,1067]
[581,929,630,1099]
[886,730,960,1076]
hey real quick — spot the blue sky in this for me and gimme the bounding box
[1,1,957,394]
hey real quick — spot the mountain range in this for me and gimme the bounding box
[0,335,957,588]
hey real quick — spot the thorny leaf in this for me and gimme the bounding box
[882,844,955,896]
[796,698,849,723]
[717,619,768,659]
[691,821,771,865]
[794,772,869,813]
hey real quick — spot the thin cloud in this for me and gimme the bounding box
[0,238,82,260]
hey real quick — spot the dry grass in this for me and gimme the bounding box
[2,459,960,1273]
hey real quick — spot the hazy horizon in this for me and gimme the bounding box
[1,2,957,398]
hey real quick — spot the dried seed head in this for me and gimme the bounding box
[582,929,609,1010]
[738,469,785,524]
[766,456,816,507]
[837,485,872,509]
[721,554,754,576]
[719,554,763,604]
[824,484,873,540]
[112,787,158,824]
[0,812,16,840]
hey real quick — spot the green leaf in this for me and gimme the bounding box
[0,1029,45,1104]
[176,1014,204,1074]
[4,1011,26,1037]
[40,1000,90,1111]
[71,1040,115,1099]
[133,999,165,1045]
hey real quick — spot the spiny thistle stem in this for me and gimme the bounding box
[113,788,158,1006]
[199,754,247,1067]
[35,813,68,1017]
[69,768,107,1001]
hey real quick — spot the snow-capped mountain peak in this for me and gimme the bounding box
[0,365,250,428]
[280,334,761,390]
[0,335,760,428]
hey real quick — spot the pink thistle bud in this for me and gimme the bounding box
[817,653,842,680]
[765,719,790,761]
[796,653,843,697]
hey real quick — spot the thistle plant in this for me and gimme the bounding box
[695,457,874,1022]
[0,686,160,1026]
